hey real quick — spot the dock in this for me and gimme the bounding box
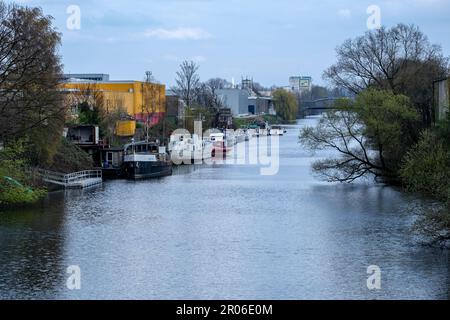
[39,170,103,189]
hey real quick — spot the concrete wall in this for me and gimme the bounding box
[435,79,449,121]
[217,89,249,116]
[248,97,273,115]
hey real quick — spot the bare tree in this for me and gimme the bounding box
[301,110,383,182]
[300,90,419,183]
[205,78,229,93]
[64,83,105,121]
[195,78,230,111]
[172,60,200,108]
[324,24,449,126]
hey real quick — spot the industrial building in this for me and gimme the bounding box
[63,74,110,82]
[217,78,275,116]
[61,74,166,128]
[217,88,250,116]
[286,76,312,94]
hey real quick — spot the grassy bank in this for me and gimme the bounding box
[0,138,94,208]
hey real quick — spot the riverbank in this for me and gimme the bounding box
[0,138,94,208]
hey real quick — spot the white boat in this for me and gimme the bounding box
[169,134,212,164]
[235,129,247,143]
[209,132,232,157]
[209,132,225,143]
[225,130,237,146]
[269,126,284,136]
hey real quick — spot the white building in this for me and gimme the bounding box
[288,76,312,94]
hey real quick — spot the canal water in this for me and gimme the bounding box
[0,117,449,300]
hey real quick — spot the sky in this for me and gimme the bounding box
[9,0,450,88]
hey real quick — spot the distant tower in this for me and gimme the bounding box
[145,71,154,83]
[241,77,253,90]
[231,77,235,88]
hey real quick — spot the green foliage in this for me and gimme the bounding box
[273,89,298,122]
[342,89,420,174]
[398,122,450,245]
[27,121,65,167]
[232,117,249,129]
[400,130,450,200]
[233,115,283,129]
[99,106,128,146]
[0,180,46,206]
[77,102,102,125]
[48,138,94,173]
[183,106,216,133]
[263,114,284,125]
[0,139,29,182]
[0,139,47,207]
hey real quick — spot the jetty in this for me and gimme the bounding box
[39,170,102,189]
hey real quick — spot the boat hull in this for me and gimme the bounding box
[123,161,172,179]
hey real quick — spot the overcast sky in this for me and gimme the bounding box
[10,0,450,87]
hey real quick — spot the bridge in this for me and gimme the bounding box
[39,170,102,189]
[300,97,343,116]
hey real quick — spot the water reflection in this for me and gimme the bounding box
[0,193,67,299]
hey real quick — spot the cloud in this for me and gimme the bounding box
[337,9,352,19]
[143,27,212,40]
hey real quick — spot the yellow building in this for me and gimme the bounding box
[61,80,166,125]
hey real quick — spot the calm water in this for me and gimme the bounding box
[0,117,449,300]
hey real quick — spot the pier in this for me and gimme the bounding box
[39,169,102,189]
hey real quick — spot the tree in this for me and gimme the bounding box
[194,79,229,112]
[172,60,200,108]
[0,2,64,164]
[324,24,449,126]
[65,83,105,125]
[142,72,162,135]
[205,78,230,92]
[272,89,298,122]
[300,89,419,183]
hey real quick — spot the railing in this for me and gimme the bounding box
[39,169,102,186]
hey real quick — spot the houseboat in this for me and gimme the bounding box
[269,126,284,136]
[169,134,213,164]
[100,147,125,179]
[123,140,172,179]
[210,132,232,158]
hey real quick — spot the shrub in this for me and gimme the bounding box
[399,130,450,201]
[0,179,46,206]
[0,139,47,207]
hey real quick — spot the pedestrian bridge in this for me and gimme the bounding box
[39,170,102,189]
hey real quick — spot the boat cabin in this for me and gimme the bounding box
[67,125,101,146]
